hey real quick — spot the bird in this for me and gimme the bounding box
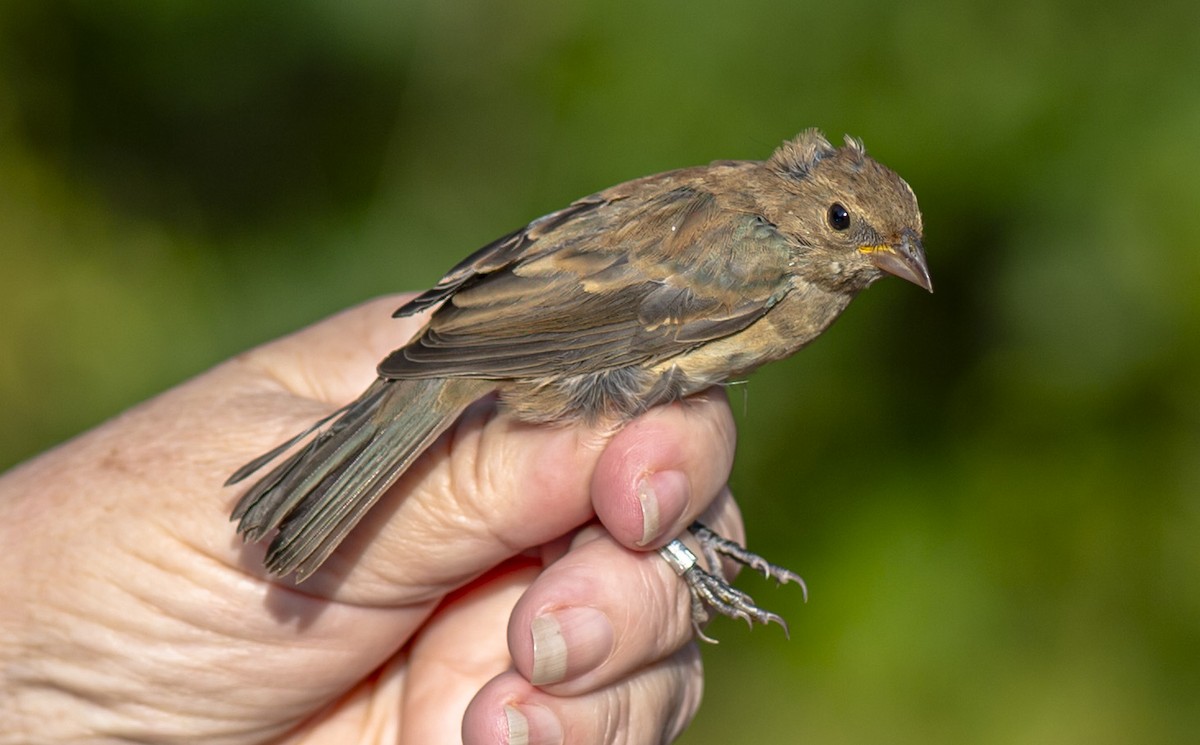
[227,129,931,633]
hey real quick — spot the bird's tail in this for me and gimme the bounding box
[228,376,491,580]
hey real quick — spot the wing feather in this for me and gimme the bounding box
[380,171,794,381]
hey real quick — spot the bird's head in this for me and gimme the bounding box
[764,129,932,294]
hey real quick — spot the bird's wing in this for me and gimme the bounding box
[380,172,796,380]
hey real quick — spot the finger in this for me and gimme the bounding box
[399,561,541,744]
[296,387,740,606]
[590,387,737,551]
[216,298,740,610]
[462,645,703,745]
[506,494,745,696]
[276,559,542,743]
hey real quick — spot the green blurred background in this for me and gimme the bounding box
[2,0,1197,741]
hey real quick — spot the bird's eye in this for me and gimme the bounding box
[827,203,851,231]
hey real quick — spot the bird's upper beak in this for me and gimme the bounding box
[859,228,933,292]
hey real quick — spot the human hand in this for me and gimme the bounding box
[0,295,744,743]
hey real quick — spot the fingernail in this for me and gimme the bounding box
[636,470,688,547]
[530,607,614,685]
[504,703,562,745]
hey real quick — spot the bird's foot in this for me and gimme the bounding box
[658,521,806,643]
[690,521,808,595]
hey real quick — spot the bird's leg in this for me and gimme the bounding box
[658,521,806,642]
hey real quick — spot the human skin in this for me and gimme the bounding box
[0,295,745,744]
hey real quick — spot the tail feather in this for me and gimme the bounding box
[229,377,491,579]
[230,380,390,538]
[266,403,447,578]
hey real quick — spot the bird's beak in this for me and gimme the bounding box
[858,229,933,292]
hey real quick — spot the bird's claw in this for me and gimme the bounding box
[682,564,791,642]
[691,521,808,601]
[659,522,805,643]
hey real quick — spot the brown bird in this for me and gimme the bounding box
[228,129,931,632]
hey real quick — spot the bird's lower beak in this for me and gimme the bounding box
[859,229,933,292]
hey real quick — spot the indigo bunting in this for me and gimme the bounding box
[228,129,931,631]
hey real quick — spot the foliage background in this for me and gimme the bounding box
[2,1,1197,741]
